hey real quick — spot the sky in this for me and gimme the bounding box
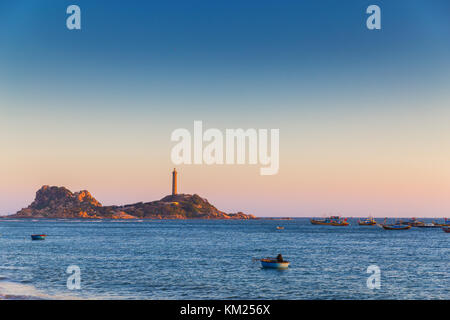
[0,0,449,217]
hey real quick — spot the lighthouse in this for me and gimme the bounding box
[172,168,178,195]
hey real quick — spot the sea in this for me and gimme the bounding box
[0,218,448,300]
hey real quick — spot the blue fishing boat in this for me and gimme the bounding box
[259,258,290,269]
[382,224,411,230]
[399,218,425,227]
[433,218,450,227]
[381,218,411,230]
[31,234,46,240]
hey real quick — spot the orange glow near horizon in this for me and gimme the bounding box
[1,88,450,218]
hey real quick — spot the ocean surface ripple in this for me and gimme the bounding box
[0,218,448,300]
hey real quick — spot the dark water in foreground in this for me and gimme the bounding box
[0,218,448,299]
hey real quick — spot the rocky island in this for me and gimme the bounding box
[7,185,256,220]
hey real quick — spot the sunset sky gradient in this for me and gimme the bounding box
[1,0,450,217]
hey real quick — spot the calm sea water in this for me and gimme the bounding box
[0,218,448,300]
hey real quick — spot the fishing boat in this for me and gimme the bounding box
[443,227,450,233]
[416,223,440,228]
[358,217,376,226]
[31,234,47,240]
[380,218,411,230]
[260,258,290,269]
[399,218,425,227]
[276,226,284,230]
[433,219,450,227]
[381,224,411,230]
[310,216,349,226]
[331,220,349,226]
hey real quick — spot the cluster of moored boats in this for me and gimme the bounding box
[259,217,449,270]
[310,216,450,232]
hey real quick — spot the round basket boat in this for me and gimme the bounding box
[260,259,290,269]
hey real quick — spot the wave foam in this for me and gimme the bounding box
[0,280,81,300]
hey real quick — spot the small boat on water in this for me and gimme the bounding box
[382,224,411,230]
[31,234,47,240]
[255,253,290,269]
[399,218,425,227]
[416,223,440,228]
[433,219,450,227]
[276,226,284,230]
[310,216,349,226]
[260,258,290,269]
[358,217,376,226]
[380,218,411,230]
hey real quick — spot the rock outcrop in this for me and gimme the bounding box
[8,186,256,220]
[12,186,103,219]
